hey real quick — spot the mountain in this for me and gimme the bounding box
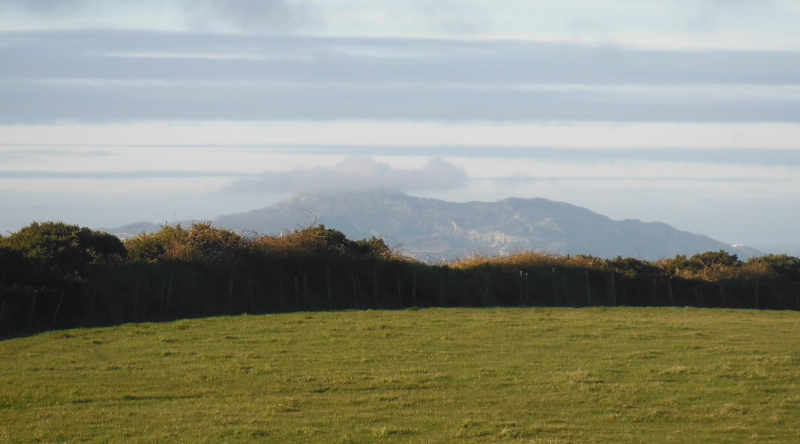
[208,190,760,261]
[97,221,163,239]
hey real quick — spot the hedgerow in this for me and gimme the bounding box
[1,221,798,338]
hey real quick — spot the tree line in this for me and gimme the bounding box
[1,221,799,338]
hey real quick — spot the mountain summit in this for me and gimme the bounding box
[211,191,758,261]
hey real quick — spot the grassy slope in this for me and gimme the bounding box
[2,308,800,443]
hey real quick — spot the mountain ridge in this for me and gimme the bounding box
[204,190,760,261]
[102,190,761,261]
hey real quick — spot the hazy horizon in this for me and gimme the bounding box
[2,1,799,256]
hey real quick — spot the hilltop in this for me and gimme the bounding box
[207,190,759,261]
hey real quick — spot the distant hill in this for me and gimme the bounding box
[98,221,163,239]
[204,190,760,261]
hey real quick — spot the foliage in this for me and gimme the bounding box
[0,246,26,286]
[688,250,741,269]
[251,224,392,259]
[659,251,754,281]
[746,254,800,279]
[354,236,391,257]
[0,221,125,285]
[606,256,662,277]
[451,251,562,271]
[657,254,689,275]
[125,223,246,267]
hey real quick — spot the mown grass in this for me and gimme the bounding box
[2,307,800,443]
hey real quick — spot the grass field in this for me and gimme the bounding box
[2,307,800,443]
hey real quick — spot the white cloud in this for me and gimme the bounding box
[225,156,469,193]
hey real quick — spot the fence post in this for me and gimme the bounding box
[303,273,308,310]
[159,280,165,318]
[754,283,759,310]
[227,277,234,315]
[133,277,140,322]
[373,268,379,307]
[356,276,364,309]
[0,300,5,333]
[28,291,37,332]
[525,273,529,306]
[396,274,403,308]
[611,271,617,307]
[248,278,254,314]
[294,276,299,311]
[165,276,173,319]
[412,271,417,307]
[51,291,65,330]
[695,287,705,308]
[439,274,444,307]
[350,270,361,309]
[719,285,724,308]
[586,271,592,307]
[652,278,658,307]
[87,284,99,319]
[483,274,490,307]
[668,277,674,307]
[279,279,285,312]
[326,268,332,311]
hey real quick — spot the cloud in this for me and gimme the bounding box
[679,0,783,31]
[2,0,311,32]
[225,157,469,194]
[3,0,89,16]
[3,31,800,124]
[5,78,799,124]
[0,170,247,179]
[182,0,312,33]
[419,2,488,37]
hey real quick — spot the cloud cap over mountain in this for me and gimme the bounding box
[225,156,469,194]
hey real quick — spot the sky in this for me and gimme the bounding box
[1,0,799,255]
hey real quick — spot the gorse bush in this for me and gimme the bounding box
[125,223,393,264]
[250,224,392,259]
[0,221,126,266]
[607,257,662,278]
[0,221,126,286]
[451,251,563,271]
[746,254,800,278]
[660,250,771,281]
[125,223,246,267]
[689,250,741,269]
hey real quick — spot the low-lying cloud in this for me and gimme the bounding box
[226,157,469,194]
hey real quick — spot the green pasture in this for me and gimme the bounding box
[2,307,800,443]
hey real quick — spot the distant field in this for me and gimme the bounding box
[2,308,800,443]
